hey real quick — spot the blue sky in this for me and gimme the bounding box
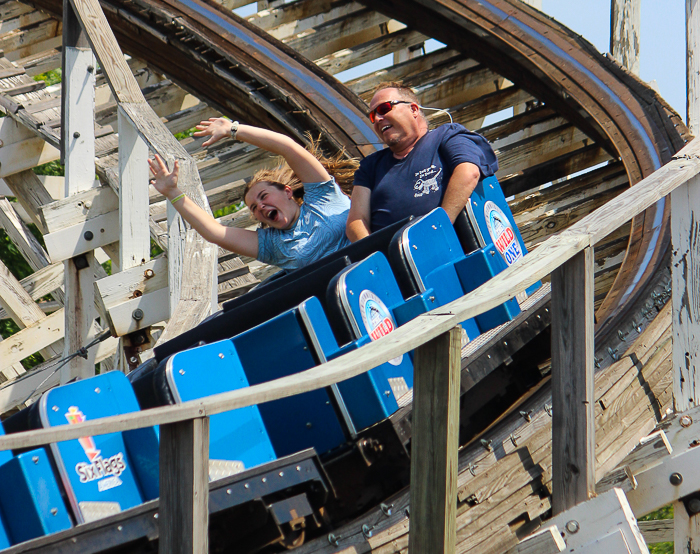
[542,0,687,123]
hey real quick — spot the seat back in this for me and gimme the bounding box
[231,298,348,457]
[0,423,72,545]
[37,371,158,523]
[390,209,482,339]
[325,253,417,429]
[467,175,541,296]
[162,340,277,478]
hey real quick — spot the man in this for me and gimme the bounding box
[346,82,499,241]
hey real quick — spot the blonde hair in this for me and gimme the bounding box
[243,136,359,210]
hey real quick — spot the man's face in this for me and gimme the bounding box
[368,88,423,151]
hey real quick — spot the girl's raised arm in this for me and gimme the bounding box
[148,155,259,258]
[194,118,331,183]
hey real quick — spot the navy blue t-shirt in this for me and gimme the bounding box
[353,124,498,231]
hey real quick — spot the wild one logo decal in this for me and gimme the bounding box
[413,165,442,197]
[65,406,126,491]
[484,201,523,266]
[359,290,403,366]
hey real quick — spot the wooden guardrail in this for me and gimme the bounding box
[1,134,699,553]
[4,0,700,549]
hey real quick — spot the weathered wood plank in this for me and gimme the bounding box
[286,9,390,61]
[159,417,209,554]
[118,107,150,271]
[40,184,117,234]
[0,198,51,270]
[504,526,565,554]
[611,0,640,75]
[409,327,461,553]
[638,519,673,544]
[671,172,700,411]
[0,308,64,370]
[551,247,595,514]
[548,489,648,553]
[43,210,119,263]
[62,0,98,383]
[315,28,428,75]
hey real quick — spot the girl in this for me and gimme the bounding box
[149,118,357,271]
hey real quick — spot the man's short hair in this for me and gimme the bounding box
[373,81,420,105]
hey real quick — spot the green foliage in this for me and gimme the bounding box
[33,69,62,86]
[174,127,198,141]
[213,201,244,218]
[151,239,163,258]
[33,160,65,176]
[640,505,673,554]
[0,229,33,280]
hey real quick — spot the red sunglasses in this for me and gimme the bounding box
[368,100,412,123]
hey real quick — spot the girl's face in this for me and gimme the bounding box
[245,181,300,230]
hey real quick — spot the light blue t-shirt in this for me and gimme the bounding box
[256,178,351,271]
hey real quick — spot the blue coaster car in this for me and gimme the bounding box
[325,252,440,429]
[467,175,541,297]
[134,300,350,460]
[129,340,277,479]
[390,207,523,334]
[0,424,72,546]
[3,371,160,524]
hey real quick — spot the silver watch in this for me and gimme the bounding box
[230,120,239,139]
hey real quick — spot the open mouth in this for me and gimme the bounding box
[265,208,279,222]
[381,124,392,133]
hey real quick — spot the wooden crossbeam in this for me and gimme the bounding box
[287,9,391,61]
[315,28,428,75]
[248,0,362,35]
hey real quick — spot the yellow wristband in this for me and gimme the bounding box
[170,193,186,205]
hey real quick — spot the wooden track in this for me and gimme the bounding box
[0,0,692,551]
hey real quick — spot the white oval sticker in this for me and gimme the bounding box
[359,290,403,366]
[484,201,523,266]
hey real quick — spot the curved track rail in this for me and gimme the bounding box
[0,0,691,552]
[16,0,688,362]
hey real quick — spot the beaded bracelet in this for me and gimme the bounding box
[170,193,186,205]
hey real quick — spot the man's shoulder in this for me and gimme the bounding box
[360,146,392,165]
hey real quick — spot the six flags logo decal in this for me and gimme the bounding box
[65,406,126,486]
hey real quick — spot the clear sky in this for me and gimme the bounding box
[541,0,687,123]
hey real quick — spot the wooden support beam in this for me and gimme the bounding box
[250,0,364,40]
[551,247,595,515]
[0,308,64,370]
[611,0,640,76]
[0,198,51,271]
[671,171,700,412]
[548,488,649,553]
[40,185,118,234]
[626,435,700,517]
[61,0,97,383]
[495,124,593,179]
[95,257,169,336]
[286,9,390,61]
[118,106,150,271]
[689,0,700,134]
[315,28,428,75]
[408,327,461,553]
[0,329,118,415]
[0,19,59,56]
[159,417,210,554]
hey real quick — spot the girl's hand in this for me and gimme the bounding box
[193,117,232,148]
[148,155,180,197]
